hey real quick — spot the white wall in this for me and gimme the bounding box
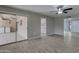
[0,6,54,38]
[54,18,64,35]
[46,17,55,35]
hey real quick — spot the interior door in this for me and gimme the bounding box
[41,18,47,37]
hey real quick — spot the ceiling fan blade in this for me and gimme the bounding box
[64,8,73,11]
[63,11,68,14]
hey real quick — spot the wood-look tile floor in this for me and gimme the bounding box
[0,35,64,53]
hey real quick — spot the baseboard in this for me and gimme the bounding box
[54,33,64,36]
[54,34,64,36]
[41,33,64,36]
[47,34,54,36]
[47,34,64,37]
[28,36,41,40]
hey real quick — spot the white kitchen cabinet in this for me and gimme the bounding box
[0,32,16,45]
[0,14,16,45]
[6,27,10,33]
[0,27,4,33]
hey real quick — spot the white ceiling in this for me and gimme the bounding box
[7,5,79,18]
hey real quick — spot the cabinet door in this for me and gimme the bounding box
[0,33,16,45]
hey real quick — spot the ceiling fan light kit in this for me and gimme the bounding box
[58,8,63,14]
[50,5,73,15]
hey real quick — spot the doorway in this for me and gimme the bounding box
[41,18,47,37]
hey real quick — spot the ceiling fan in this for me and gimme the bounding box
[50,5,73,14]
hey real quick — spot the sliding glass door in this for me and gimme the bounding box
[64,18,79,52]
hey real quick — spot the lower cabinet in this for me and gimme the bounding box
[0,32,16,45]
